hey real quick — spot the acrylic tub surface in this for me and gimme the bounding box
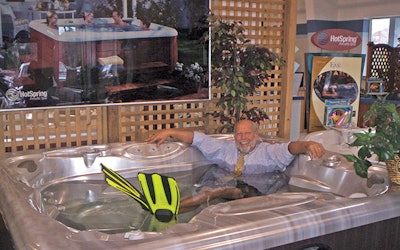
[288,129,389,198]
[288,153,389,198]
[1,134,400,249]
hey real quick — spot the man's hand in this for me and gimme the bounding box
[145,130,173,146]
[304,141,325,159]
[288,141,325,159]
[145,129,194,146]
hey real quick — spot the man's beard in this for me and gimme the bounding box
[237,139,257,154]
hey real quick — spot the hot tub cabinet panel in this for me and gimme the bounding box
[30,28,97,74]
[29,19,178,85]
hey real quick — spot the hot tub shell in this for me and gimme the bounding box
[1,132,400,249]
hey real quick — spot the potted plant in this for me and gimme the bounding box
[343,98,400,183]
[202,14,284,132]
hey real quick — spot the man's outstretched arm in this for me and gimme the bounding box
[145,129,195,146]
[288,141,325,159]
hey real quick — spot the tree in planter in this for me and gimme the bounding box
[203,14,285,132]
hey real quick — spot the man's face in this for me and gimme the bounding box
[234,121,258,154]
[112,12,119,21]
[86,13,94,22]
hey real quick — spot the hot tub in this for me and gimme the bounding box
[1,133,400,249]
[29,18,178,84]
[29,18,178,42]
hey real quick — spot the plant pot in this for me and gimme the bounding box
[386,154,400,185]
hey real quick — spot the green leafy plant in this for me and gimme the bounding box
[202,14,284,132]
[136,0,177,28]
[343,99,400,178]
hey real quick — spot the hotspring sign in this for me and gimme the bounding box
[311,29,361,51]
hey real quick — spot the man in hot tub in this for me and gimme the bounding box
[111,10,129,26]
[146,119,325,212]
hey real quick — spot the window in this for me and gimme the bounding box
[370,17,400,46]
[370,18,390,44]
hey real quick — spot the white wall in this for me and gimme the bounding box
[304,0,339,21]
[337,0,400,20]
[298,0,400,21]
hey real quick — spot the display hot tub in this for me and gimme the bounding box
[1,133,400,249]
[29,18,178,42]
[29,18,178,84]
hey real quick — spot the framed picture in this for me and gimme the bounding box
[305,53,365,131]
[0,0,210,109]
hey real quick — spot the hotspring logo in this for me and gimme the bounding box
[19,90,48,100]
[316,32,330,45]
[330,34,358,45]
[312,29,361,51]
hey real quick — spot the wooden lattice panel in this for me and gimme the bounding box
[110,101,208,142]
[369,45,392,84]
[210,0,289,136]
[211,0,285,55]
[1,106,106,153]
[367,42,400,92]
[392,49,400,91]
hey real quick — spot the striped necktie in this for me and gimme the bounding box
[234,153,245,177]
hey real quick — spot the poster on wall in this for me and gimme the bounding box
[305,53,365,132]
[0,0,210,109]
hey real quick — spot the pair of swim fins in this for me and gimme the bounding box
[101,163,180,222]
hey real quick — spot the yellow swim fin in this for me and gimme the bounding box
[101,164,180,223]
[141,212,177,232]
[138,172,180,222]
[101,164,150,211]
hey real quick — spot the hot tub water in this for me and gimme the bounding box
[41,172,211,233]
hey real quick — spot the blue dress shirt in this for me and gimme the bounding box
[192,131,295,174]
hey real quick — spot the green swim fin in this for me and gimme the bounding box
[138,172,180,222]
[101,164,150,211]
